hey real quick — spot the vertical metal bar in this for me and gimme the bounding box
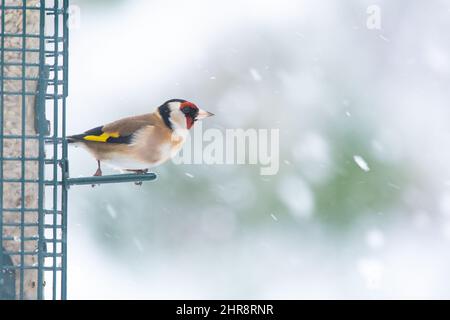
[52,0,59,300]
[20,0,28,300]
[37,0,46,300]
[61,0,69,300]
[62,0,68,98]
[0,0,5,284]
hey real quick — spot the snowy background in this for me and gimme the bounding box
[65,0,450,299]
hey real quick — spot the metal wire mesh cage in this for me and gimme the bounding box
[1,0,69,300]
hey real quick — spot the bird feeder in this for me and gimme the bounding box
[0,0,156,300]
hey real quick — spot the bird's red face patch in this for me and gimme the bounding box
[180,101,199,129]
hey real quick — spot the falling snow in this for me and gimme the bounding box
[249,68,262,81]
[353,155,370,172]
[132,237,144,253]
[379,34,390,42]
[106,204,118,219]
[365,229,385,249]
[387,182,401,190]
[278,176,314,219]
[62,0,450,300]
[357,258,384,290]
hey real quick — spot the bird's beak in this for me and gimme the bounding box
[196,109,215,120]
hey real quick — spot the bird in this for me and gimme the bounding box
[67,99,214,177]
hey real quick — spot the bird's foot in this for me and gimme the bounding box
[126,169,148,174]
[135,169,148,185]
[91,168,102,187]
[125,169,149,186]
[93,168,102,177]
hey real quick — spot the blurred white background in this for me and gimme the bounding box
[66,0,450,299]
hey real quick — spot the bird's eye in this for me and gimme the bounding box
[181,107,191,114]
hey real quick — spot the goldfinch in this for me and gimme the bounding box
[67,99,214,176]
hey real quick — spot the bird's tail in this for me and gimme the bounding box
[66,135,85,144]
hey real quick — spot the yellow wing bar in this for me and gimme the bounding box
[83,132,120,142]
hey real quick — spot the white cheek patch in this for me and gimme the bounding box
[169,109,188,130]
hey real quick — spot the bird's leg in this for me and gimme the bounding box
[91,160,102,188]
[93,160,102,176]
